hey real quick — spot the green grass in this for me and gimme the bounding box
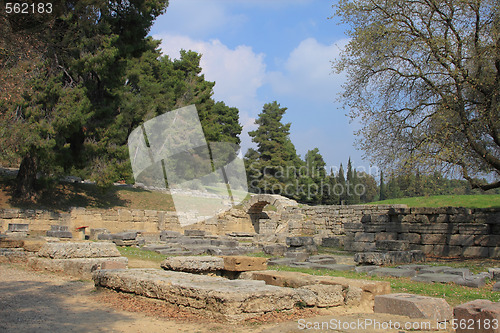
[272,265,500,307]
[367,194,500,209]
[117,246,166,262]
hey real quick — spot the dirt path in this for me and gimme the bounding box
[0,263,452,333]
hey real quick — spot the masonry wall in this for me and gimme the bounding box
[272,205,500,258]
[0,206,256,238]
[1,202,499,258]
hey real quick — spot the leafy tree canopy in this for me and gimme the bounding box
[335,0,500,190]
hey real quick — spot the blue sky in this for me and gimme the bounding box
[150,0,374,174]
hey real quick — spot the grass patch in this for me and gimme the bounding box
[117,246,166,263]
[271,264,500,307]
[0,174,175,211]
[367,194,500,209]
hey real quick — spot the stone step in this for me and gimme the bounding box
[92,268,299,322]
[28,256,128,279]
[37,241,121,259]
[375,293,452,322]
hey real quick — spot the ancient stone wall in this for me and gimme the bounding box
[1,196,499,258]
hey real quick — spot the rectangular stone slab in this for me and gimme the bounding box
[160,256,224,273]
[92,268,299,322]
[221,256,267,272]
[375,293,453,322]
[37,242,121,259]
[454,299,500,333]
[28,256,129,279]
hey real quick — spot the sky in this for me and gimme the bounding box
[150,0,375,174]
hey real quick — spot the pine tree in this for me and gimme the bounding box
[246,101,301,197]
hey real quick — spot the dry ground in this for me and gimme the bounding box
[0,262,453,333]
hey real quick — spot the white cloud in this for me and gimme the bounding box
[267,37,349,102]
[155,34,266,112]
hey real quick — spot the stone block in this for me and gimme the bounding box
[46,230,73,238]
[286,236,314,247]
[321,237,343,248]
[267,258,297,266]
[454,300,500,333]
[28,256,128,279]
[491,248,500,258]
[344,241,376,252]
[354,232,375,242]
[399,233,421,243]
[419,266,451,274]
[374,232,398,241]
[222,256,267,272]
[112,232,137,240]
[0,238,24,248]
[37,241,121,259]
[22,239,46,252]
[93,268,299,322]
[494,282,500,291]
[284,251,309,262]
[411,224,457,234]
[376,240,409,251]
[489,268,500,280]
[374,293,453,322]
[89,229,109,241]
[210,239,239,248]
[442,268,472,278]
[306,255,337,265]
[369,267,416,278]
[354,250,425,265]
[97,233,113,240]
[298,284,344,307]
[7,223,29,232]
[411,273,464,284]
[456,275,486,288]
[160,230,182,240]
[160,256,224,273]
[113,240,139,247]
[475,235,500,247]
[98,260,128,270]
[450,234,475,246]
[0,248,30,263]
[207,247,247,256]
[462,246,489,258]
[432,245,462,257]
[459,223,490,235]
[421,233,448,244]
[50,225,69,231]
[263,244,287,256]
[184,229,206,237]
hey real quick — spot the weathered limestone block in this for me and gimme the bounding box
[454,300,500,333]
[375,232,398,241]
[298,284,344,307]
[376,240,409,251]
[0,238,24,248]
[37,241,121,259]
[375,293,452,322]
[93,268,299,322]
[28,256,128,279]
[22,239,46,252]
[354,250,425,265]
[0,248,30,263]
[399,233,421,243]
[89,228,109,241]
[263,244,287,256]
[7,223,28,232]
[462,246,489,258]
[160,256,224,273]
[354,232,375,242]
[184,229,206,237]
[286,236,315,247]
[222,256,267,272]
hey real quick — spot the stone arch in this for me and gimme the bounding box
[243,194,298,233]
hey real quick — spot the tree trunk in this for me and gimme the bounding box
[15,152,38,199]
